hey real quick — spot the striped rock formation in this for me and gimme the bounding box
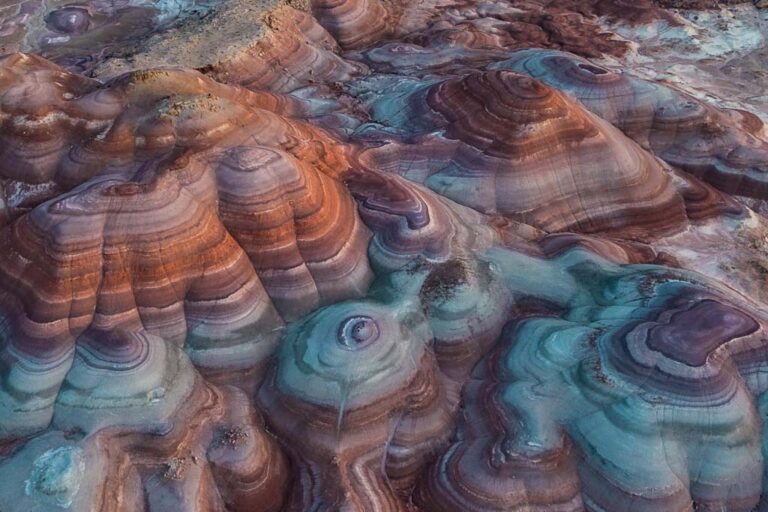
[1,0,768,510]
[256,296,452,511]
[356,70,690,238]
[0,383,289,512]
[418,247,768,512]
[495,49,768,198]
[0,53,373,441]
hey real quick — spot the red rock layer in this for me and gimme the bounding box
[2,2,768,511]
[498,49,768,198]
[0,156,279,365]
[0,52,319,223]
[358,70,689,239]
[0,54,373,322]
[311,0,396,50]
[0,53,114,223]
[0,53,375,441]
[216,146,372,318]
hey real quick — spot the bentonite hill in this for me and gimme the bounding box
[1,1,768,511]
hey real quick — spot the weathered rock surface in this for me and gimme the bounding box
[1,1,768,511]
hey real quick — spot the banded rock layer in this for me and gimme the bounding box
[1,1,768,511]
[495,49,768,198]
[356,69,691,238]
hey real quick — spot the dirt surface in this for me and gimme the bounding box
[95,0,288,78]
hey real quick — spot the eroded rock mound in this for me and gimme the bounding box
[1,0,768,511]
[496,49,768,198]
[357,69,690,238]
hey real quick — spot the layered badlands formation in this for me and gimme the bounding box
[1,0,768,511]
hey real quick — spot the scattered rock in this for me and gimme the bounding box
[217,426,249,449]
[163,457,188,481]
